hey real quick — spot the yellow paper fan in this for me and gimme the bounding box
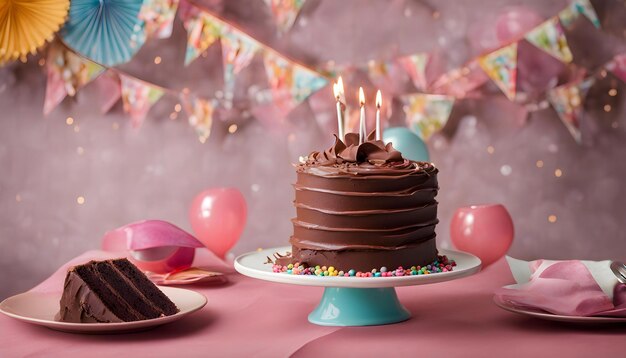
[0,0,70,64]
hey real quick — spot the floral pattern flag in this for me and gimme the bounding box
[525,17,573,63]
[264,0,306,33]
[221,26,261,96]
[365,59,398,89]
[120,75,165,128]
[181,94,216,143]
[478,42,517,100]
[44,44,105,115]
[398,53,429,91]
[546,78,594,144]
[264,52,328,112]
[183,11,222,65]
[139,0,179,39]
[402,94,455,140]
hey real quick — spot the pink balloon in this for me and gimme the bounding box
[450,204,514,267]
[495,7,543,44]
[189,188,247,258]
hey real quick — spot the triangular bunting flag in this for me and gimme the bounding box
[525,17,573,63]
[264,52,328,113]
[120,75,165,128]
[264,0,306,34]
[181,94,215,143]
[398,53,429,91]
[221,26,261,97]
[559,0,600,29]
[365,60,397,87]
[139,0,180,40]
[183,11,222,65]
[606,54,626,83]
[431,60,489,98]
[95,70,121,114]
[478,43,517,100]
[402,94,455,140]
[44,44,105,115]
[546,78,594,144]
[317,60,351,79]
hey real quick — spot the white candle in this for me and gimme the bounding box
[375,90,382,140]
[358,87,366,144]
[333,78,345,140]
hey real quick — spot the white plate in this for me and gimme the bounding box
[493,295,626,324]
[235,246,481,288]
[0,286,207,334]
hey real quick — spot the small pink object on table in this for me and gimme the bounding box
[450,204,514,267]
[496,257,626,317]
[101,220,204,274]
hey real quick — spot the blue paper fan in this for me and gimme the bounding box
[61,0,145,66]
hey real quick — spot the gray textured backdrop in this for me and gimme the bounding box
[1,0,626,299]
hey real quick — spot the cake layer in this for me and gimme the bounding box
[294,203,437,231]
[287,236,438,272]
[294,185,437,211]
[111,259,179,316]
[93,261,164,320]
[297,165,437,193]
[290,222,438,250]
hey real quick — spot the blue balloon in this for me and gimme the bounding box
[382,127,430,162]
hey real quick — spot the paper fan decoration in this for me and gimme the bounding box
[0,0,70,64]
[61,0,146,66]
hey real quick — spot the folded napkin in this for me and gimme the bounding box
[495,257,626,317]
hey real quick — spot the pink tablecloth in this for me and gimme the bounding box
[2,251,626,358]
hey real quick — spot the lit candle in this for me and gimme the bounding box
[358,87,366,144]
[375,90,382,140]
[333,79,345,140]
[338,77,346,138]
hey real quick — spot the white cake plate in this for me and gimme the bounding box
[235,246,481,326]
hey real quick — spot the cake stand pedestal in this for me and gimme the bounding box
[235,246,481,327]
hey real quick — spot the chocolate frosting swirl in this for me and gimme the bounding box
[298,132,428,176]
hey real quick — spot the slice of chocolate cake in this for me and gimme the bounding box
[57,258,179,323]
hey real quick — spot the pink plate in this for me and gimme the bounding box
[0,286,207,334]
[493,295,626,324]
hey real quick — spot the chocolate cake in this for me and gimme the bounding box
[279,132,439,272]
[57,258,179,323]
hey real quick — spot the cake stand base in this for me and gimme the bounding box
[235,247,481,327]
[308,287,410,326]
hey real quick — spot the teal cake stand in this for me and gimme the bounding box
[235,247,481,327]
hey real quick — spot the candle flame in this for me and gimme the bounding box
[359,87,365,106]
[333,83,340,100]
[337,76,345,96]
[376,90,382,108]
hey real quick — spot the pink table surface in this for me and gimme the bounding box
[2,251,626,358]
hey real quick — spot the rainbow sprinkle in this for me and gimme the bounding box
[272,255,456,277]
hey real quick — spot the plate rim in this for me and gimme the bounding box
[234,246,481,288]
[492,295,626,323]
[0,286,208,331]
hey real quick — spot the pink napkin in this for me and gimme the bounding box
[495,257,626,317]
